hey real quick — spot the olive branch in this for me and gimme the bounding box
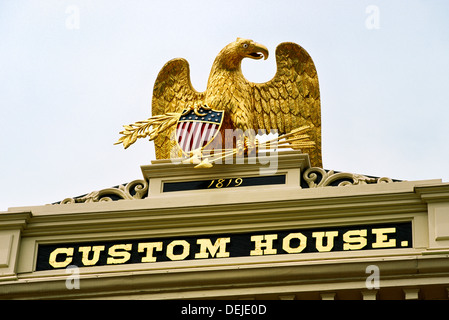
[114,113,181,149]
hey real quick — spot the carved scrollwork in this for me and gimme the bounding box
[57,179,148,204]
[303,167,394,188]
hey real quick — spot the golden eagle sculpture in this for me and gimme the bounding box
[116,38,322,167]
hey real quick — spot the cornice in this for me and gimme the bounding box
[0,211,32,231]
[13,180,430,238]
[415,183,449,203]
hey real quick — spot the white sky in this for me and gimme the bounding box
[1,0,448,210]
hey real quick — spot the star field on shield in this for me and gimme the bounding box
[179,108,222,123]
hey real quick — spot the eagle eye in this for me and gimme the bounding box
[242,43,249,49]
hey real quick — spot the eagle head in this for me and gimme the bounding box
[214,38,269,70]
[235,37,269,61]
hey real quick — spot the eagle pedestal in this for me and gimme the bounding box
[141,150,311,196]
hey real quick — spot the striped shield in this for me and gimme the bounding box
[176,105,224,155]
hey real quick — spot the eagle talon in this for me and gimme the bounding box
[181,104,208,117]
[193,104,208,117]
[200,104,212,111]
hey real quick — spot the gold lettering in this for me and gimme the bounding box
[207,178,244,188]
[343,229,368,250]
[107,244,132,264]
[234,178,243,186]
[216,179,225,188]
[282,232,307,253]
[195,238,231,259]
[312,231,338,252]
[207,180,215,188]
[372,227,396,248]
[78,246,105,266]
[166,240,190,261]
[138,242,163,262]
[250,234,277,255]
[49,247,74,268]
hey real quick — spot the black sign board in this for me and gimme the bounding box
[162,174,286,192]
[36,222,412,271]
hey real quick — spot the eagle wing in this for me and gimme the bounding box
[251,42,322,167]
[152,58,205,159]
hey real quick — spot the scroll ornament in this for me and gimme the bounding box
[58,179,148,204]
[303,167,394,188]
[54,169,395,205]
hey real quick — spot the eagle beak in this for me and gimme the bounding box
[249,43,269,60]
